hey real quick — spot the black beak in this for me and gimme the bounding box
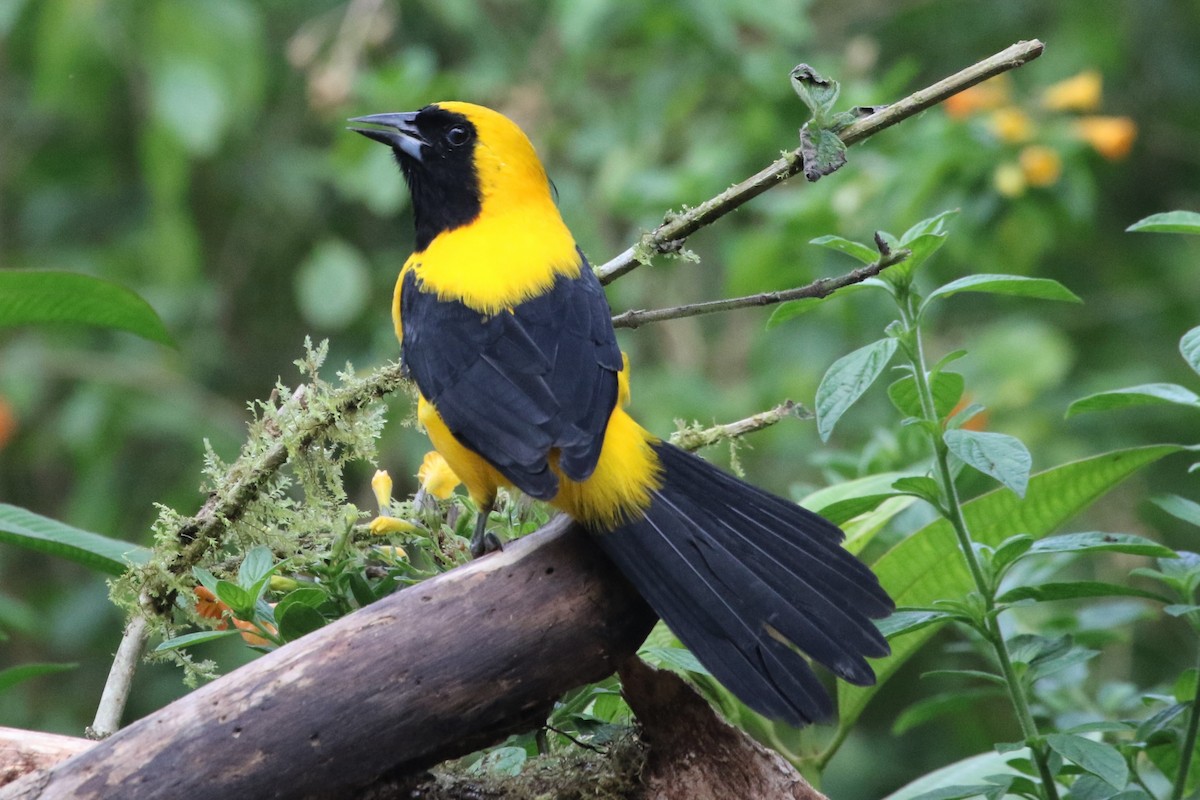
[348,112,425,162]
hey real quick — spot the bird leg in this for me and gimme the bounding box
[470,501,503,558]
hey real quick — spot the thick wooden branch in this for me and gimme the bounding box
[1,518,656,800]
[0,730,92,789]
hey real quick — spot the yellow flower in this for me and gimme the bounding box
[368,515,418,535]
[1041,70,1102,112]
[1073,116,1137,160]
[993,162,1026,197]
[371,469,393,512]
[944,75,1011,119]
[418,450,461,499]
[989,107,1035,143]
[1019,145,1062,187]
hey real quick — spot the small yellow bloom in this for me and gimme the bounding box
[371,469,393,512]
[369,515,419,535]
[1019,145,1062,187]
[1041,70,1102,112]
[944,76,1011,119]
[989,107,1035,143]
[417,450,461,500]
[1073,116,1137,160]
[374,544,408,560]
[993,162,1026,197]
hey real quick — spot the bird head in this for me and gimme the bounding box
[350,102,555,250]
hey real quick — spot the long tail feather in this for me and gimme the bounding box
[591,441,893,726]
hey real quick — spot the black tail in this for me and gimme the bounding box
[591,442,893,726]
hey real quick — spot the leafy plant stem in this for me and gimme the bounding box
[1171,642,1200,800]
[897,292,1061,800]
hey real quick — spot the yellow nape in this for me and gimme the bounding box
[403,101,582,314]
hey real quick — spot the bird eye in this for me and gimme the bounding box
[445,125,471,147]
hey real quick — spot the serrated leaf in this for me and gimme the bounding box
[944,430,1031,497]
[1181,326,1200,376]
[888,372,965,419]
[924,274,1081,310]
[834,445,1183,742]
[810,235,878,264]
[277,603,326,642]
[1126,210,1200,235]
[1044,733,1128,789]
[0,662,77,693]
[0,503,150,576]
[816,337,899,441]
[1029,531,1176,558]
[1153,495,1200,528]
[0,270,175,345]
[998,581,1171,605]
[1067,383,1200,417]
[154,629,240,652]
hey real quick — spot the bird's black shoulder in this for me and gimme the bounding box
[399,256,622,498]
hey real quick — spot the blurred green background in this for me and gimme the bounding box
[2,1,1199,796]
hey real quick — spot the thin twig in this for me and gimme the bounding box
[594,39,1045,285]
[670,401,808,453]
[87,598,149,739]
[611,246,907,329]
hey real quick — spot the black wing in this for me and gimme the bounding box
[399,255,622,500]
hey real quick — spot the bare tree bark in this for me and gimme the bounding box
[1,518,656,800]
[0,730,93,789]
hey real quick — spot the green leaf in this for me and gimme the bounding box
[0,503,150,576]
[1028,532,1176,559]
[893,688,1006,735]
[892,476,943,506]
[816,337,899,441]
[765,298,823,328]
[347,573,377,607]
[903,785,994,800]
[1126,210,1200,235]
[1153,495,1200,528]
[881,747,1030,800]
[923,274,1081,310]
[474,746,527,776]
[238,545,276,587]
[998,581,1171,605]
[1044,733,1128,789]
[192,567,221,597]
[0,270,174,346]
[944,430,1032,498]
[154,629,240,652]
[833,445,1183,743]
[277,603,326,642]
[215,580,255,617]
[901,209,961,245]
[922,668,1009,687]
[877,610,956,639]
[810,235,878,264]
[1181,326,1200,376]
[991,535,1035,573]
[0,662,77,693]
[888,372,965,419]
[817,493,898,526]
[1067,383,1200,417]
[790,64,840,121]
[891,233,949,282]
[640,646,710,676]
[800,124,847,181]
